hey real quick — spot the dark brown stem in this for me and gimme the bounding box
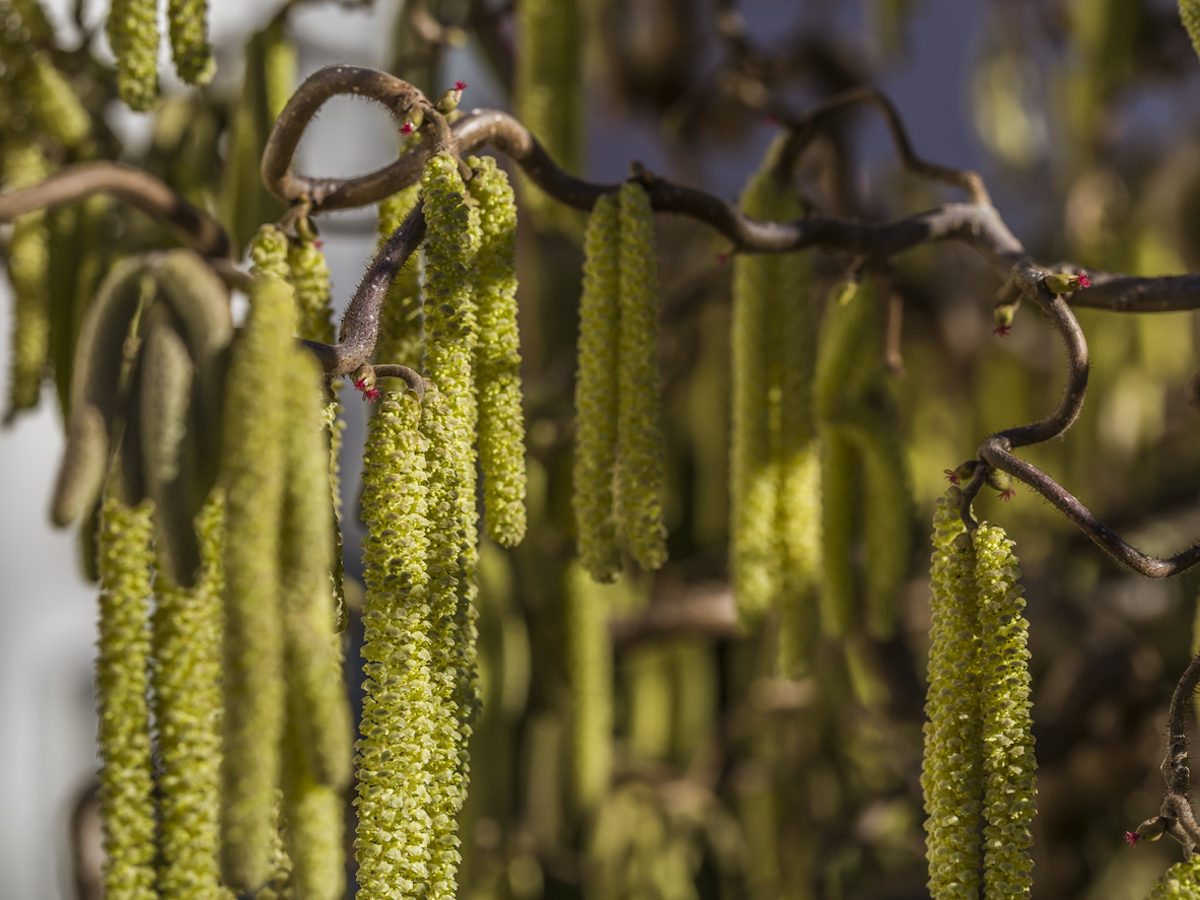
[372,365,427,400]
[1157,654,1200,852]
[0,162,231,258]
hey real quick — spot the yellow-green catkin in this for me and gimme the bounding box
[152,495,229,900]
[96,494,157,900]
[219,276,295,892]
[922,489,983,900]
[975,524,1035,900]
[1181,1,1200,63]
[356,391,435,900]
[615,181,668,570]
[280,347,352,789]
[168,0,214,85]
[2,140,51,423]
[287,230,335,344]
[375,184,424,366]
[1147,854,1200,899]
[813,278,876,637]
[107,0,159,111]
[566,562,614,811]
[514,0,583,223]
[250,224,290,282]
[421,152,482,900]
[469,155,527,547]
[573,194,622,583]
[23,53,91,148]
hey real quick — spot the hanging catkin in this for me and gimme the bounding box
[96,492,157,900]
[975,524,1035,900]
[1147,854,1200,899]
[375,184,424,366]
[218,275,295,892]
[250,224,290,282]
[287,228,335,345]
[356,390,435,900]
[2,140,51,423]
[107,0,159,111]
[922,489,983,900]
[615,181,668,570]
[151,495,226,900]
[469,155,528,547]
[420,152,482,900]
[167,0,214,85]
[1182,1,1200,61]
[566,562,614,811]
[514,0,583,224]
[573,193,622,583]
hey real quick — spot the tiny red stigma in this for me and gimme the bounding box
[1078,271,1092,288]
[455,80,468,92]
[992,324,1012,337]
[1125,831,1140,847]
[943,469,959,485]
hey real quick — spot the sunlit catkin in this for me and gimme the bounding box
[922,489,982,900]
[566,562,614,811]
[107,0,159,111]
[167,0,214,85]
[2,140,51,422]
[151,495,226,900]
[975,524,1035,900]
[96,493,157,900]
[287,231,335,344]
[469,155,527,547]
[615,181,668,570]
[356,391,435,899]
[249,223,290,282]
[421,152,482,900]
[574,193,622,583]
[375,184,424,366]
[218,276,295,892]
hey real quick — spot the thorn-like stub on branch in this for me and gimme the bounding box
[1132,816,1168,845]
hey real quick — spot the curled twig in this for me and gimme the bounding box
[372,365,427,400]
[0,161,231,258]
[1155,653,1200,852]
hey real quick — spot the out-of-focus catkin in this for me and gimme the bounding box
[615,181,667,571]
[96,493,157,900]
[167,0,215,85]
[469,155,527,547]
[218,276,295,892]
[573,193,622,583]
[566,562,614,811]
[107,0,159,111]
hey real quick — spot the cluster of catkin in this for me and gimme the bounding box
[923,488,1036,900]
[354,152,526,900]
[75,220,351,900]
[0,0,96,425]
[573,181,669,583]
[729,138,912,675]
[108,0,214,110]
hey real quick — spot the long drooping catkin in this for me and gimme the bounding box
[375,184,424,366]
[975,524,1035,900]
[356,391,435,900]
[167,0,214,85]
[151,495,226,900]
[573,193,622,583]
[566,562,614,811]
[922,489,982,900]
[219,276,295,892]
[2,140,51,422]
[1182,0,1200,61]
[96,493,157,900]
[1147,854,1200,899]
[287,231,335,345]
[514,0,583,224]
[420,153,481,900]
[615,181,667,570]
[730,147,818,643]
[107,0,159,111]
[250,224,290,282]
[469,155,527,547]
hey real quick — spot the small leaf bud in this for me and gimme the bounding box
[1043,271,1091,294]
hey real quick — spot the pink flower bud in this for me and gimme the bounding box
[1125,831,1140,847]
[455,80,468,92]
[1078,271,1092,288]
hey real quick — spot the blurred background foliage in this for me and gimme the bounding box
[9,1,1200,899]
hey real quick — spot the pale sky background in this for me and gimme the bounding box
[0,1,987,896]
